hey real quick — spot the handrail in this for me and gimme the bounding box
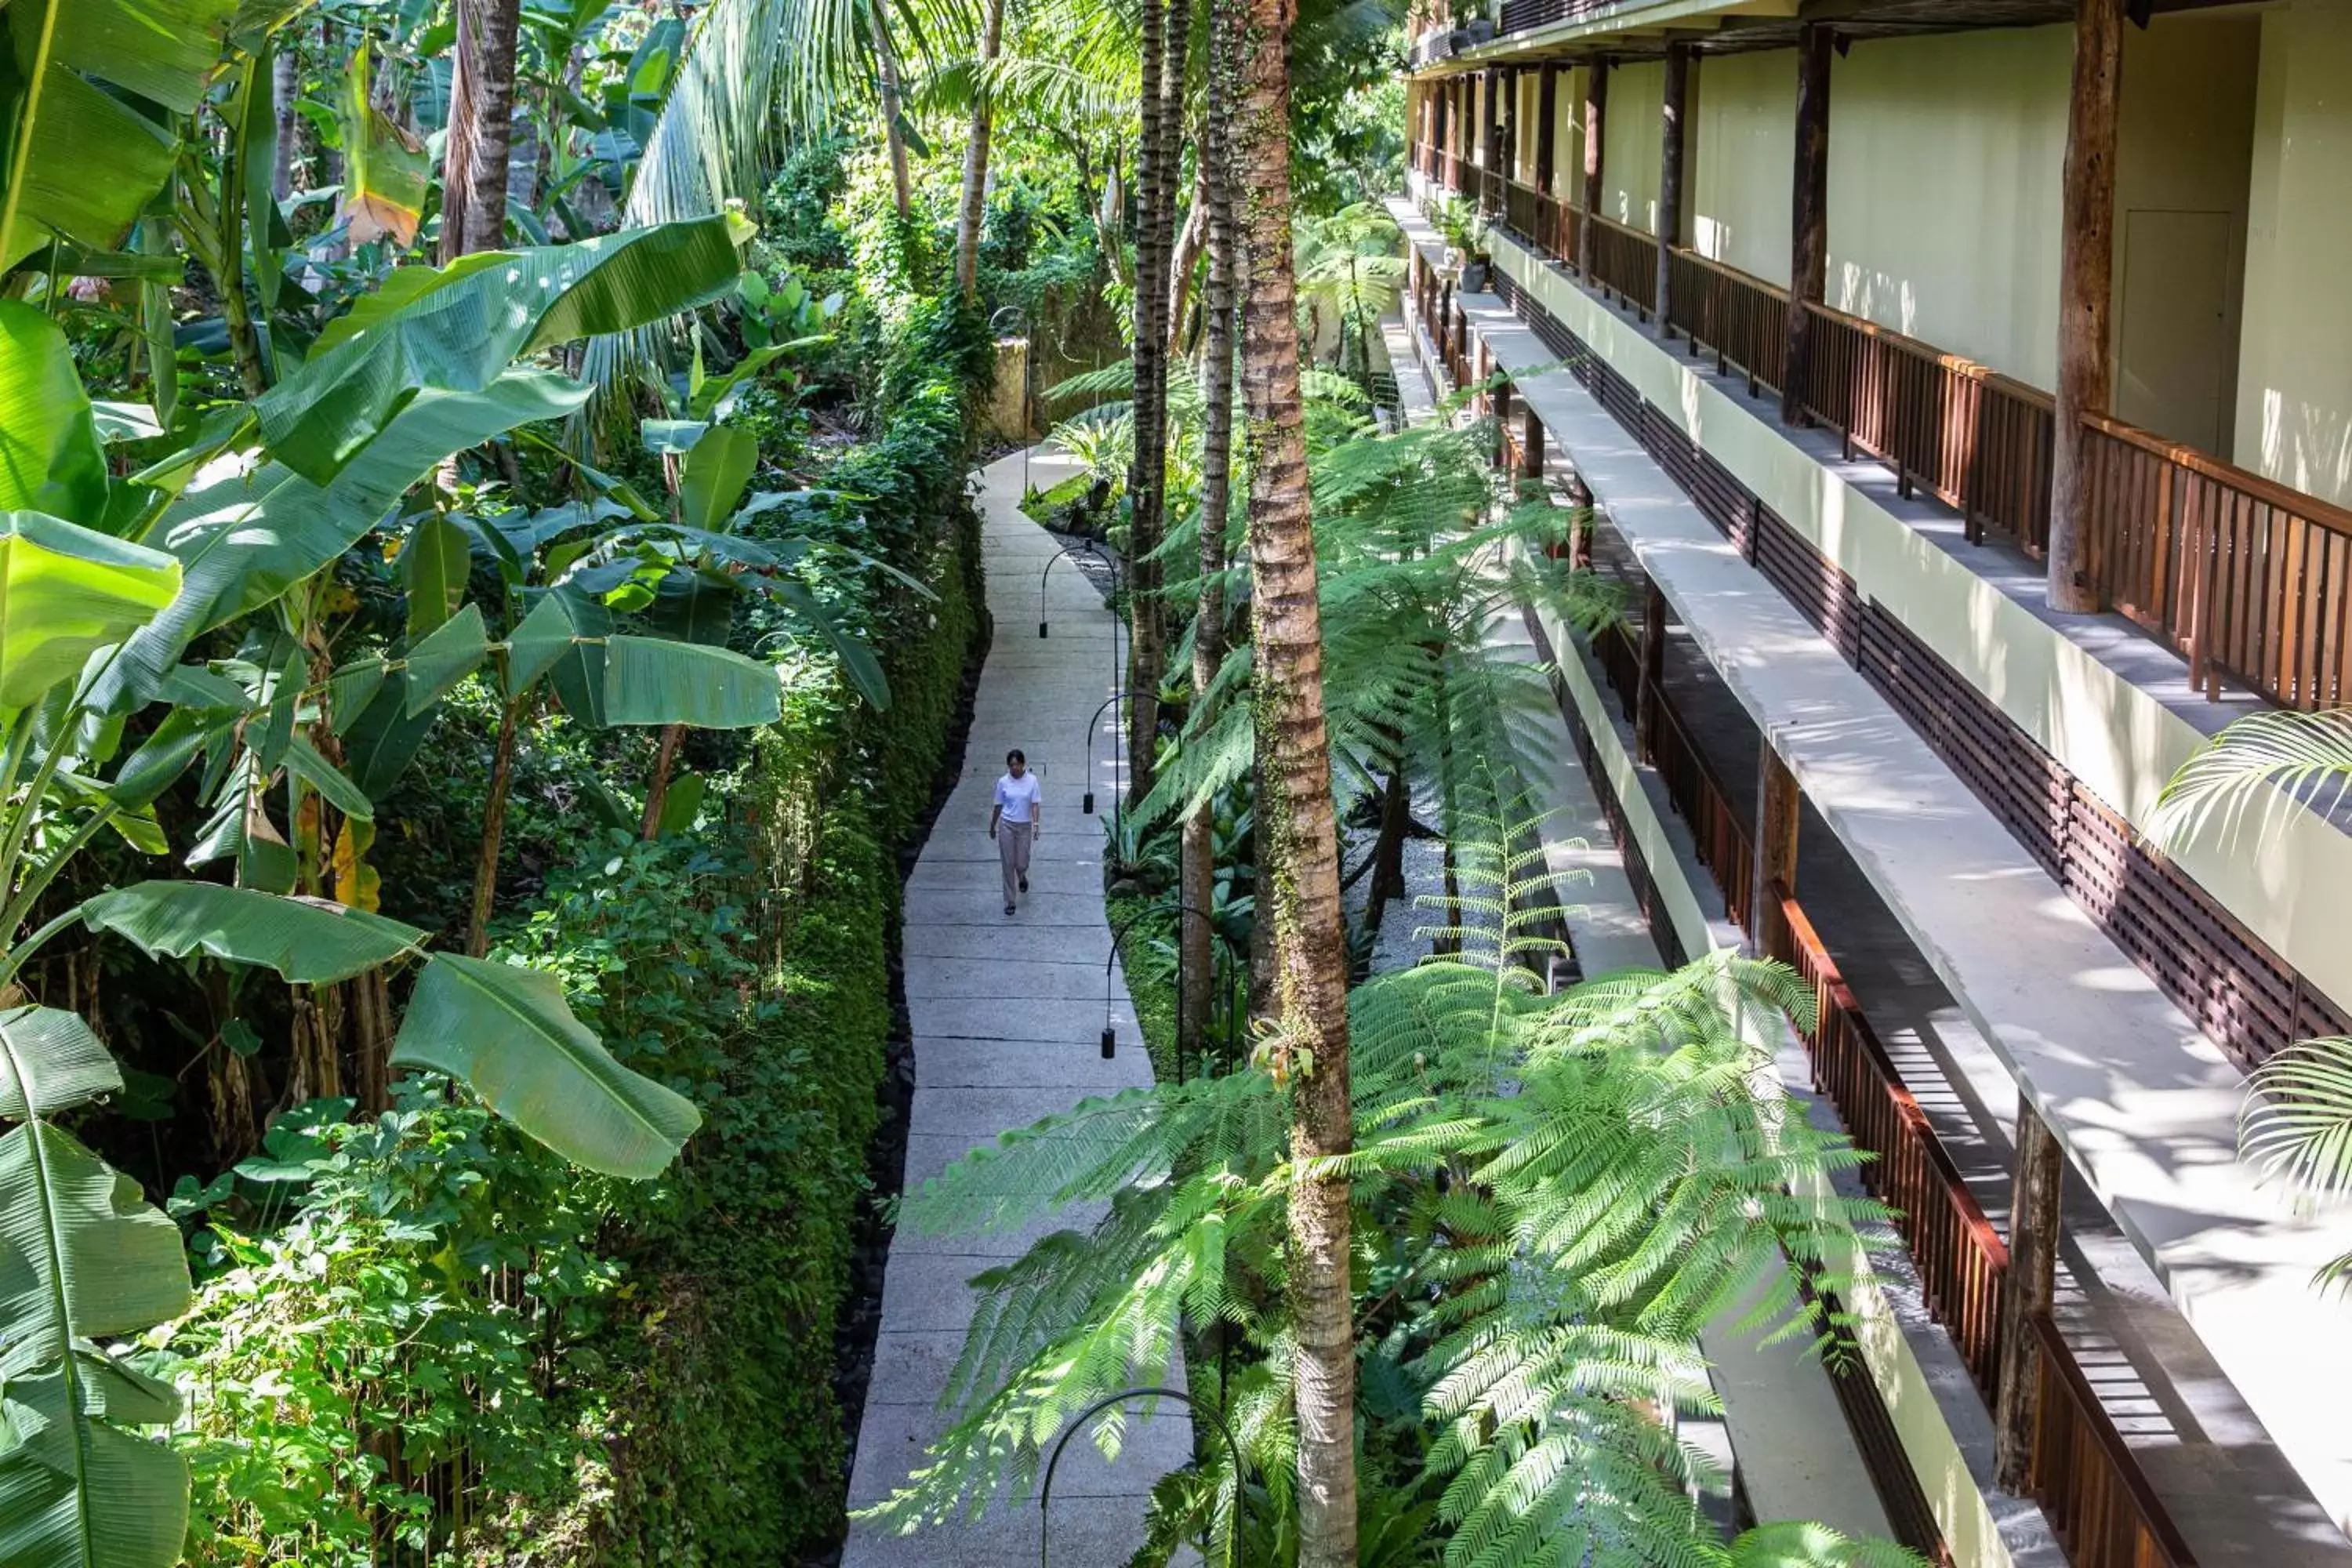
[2025,1310,2198,1568]
[1454,174,2350,711]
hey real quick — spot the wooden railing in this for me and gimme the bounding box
[1666,249,1788,398]
[1425,168,2352,713]
[1769,886,2009,1395]
[1797,307,2056,554]
[1508,540,2196,1566]
[2080,417,2352,709]
[2025,1310,2198,1568]
[1497,0,1628,34]
[1585,212,1657,318]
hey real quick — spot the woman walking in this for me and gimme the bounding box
[989,749,1043,916]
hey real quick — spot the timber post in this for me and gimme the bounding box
[1783,23,1831,425]
[1565,470,1595,569]
[1521,407,1543,483]
[1994,1100,2065,1490]
[1636,581,1667,761]
[2049,0,2122,613]
[1580,56,1609,278]
[1755,742,1799,955]
[1656,42,1690,339]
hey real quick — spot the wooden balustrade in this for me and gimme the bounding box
[1497,0,1627,36]
[1641,683,1755,937]
[2080,416,2352,710]
[2025,1310,2198,1568]
[1584,212,1657,318]
[1768,886,2009,1395]
[1665,249,1788,397]
[1443,179,2352,715]
[1797,305,2056,553]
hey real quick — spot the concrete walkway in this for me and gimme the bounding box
[843,448,1191,1566]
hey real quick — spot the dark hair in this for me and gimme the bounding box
[1007,749,1025,767]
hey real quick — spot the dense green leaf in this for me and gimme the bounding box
[258,218,749,485]
[600,635,780,729]
[504,585,601,699]
[0,1007,122,1120]
[0,1117,192,1568]
[107,371,592,708]
[81,882,425,983]
[402,514,474,642]
[0,0,238,270]
[336,41,428,249]
[679,423,758,532]
[283,734,375,822]
[390,953,701,1179]
[0,304,107,521]
[0,512,180,713]
[402,603,489,717]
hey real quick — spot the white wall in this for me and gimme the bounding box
[2235,0,2352,507]
[1690,49,1793,284]
[1600,59,1664,230]
[1827,27,2071,385]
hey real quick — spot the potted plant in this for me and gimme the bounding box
[1431,197,1493,292]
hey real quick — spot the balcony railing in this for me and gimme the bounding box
[1411,142,2352,713]
[1499,501,2195,1563]
[1495,0,1631,37]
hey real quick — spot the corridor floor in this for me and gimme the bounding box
[841,448,1192,1566]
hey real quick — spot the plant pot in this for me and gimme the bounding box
[1461,258,1491,293]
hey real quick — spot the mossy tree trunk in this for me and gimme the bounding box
[1233,0,1358,1552]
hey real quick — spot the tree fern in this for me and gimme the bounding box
[862,825,1912,1568]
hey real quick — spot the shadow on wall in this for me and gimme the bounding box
[2255,386,2352,509]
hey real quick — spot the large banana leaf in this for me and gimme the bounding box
[0,0,240,270]
[391,954,701,1179]
[0,1121,192,1568]
[0,1007,122,1119]
[79,881,426,983]
[256,217,750,485]
[601,634,782,728]
[0,304,107,521]
[0,513,180,713]
[103,371,593,709]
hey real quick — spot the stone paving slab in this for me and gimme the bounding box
[844,450,1178,1568]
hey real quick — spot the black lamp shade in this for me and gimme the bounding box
[1100,1026,1116,1059]
[1083,790,1096,815]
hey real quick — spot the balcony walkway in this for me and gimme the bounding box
[1386,194,2352,1559]
[841,448,1189,1567]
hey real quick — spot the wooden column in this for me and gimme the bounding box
[1501,67,1519,188]
[1535,64,1559,195]
[1655,42,1690,337]
[1521,407,1543,481]
[1994,1100,2065,1490]
[2048,0,2122,613]
[1755,742,1799,955]
[1782,23,1831,426]
[1579,56,1609,277]
[1494,376,1513,466]
[1635,582,1667,760]
[1565,470,1594,569]
[1482,69,1502,209]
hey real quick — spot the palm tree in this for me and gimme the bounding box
[2155,708,2352,1292]
[1179,0,1239,1059]
[441,0,523,260]
[953,0,1011,296]
[1227,0,1356,1550]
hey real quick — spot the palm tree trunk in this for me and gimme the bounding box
[1233,0,1358,1553]
[1125,0,1171,809]
[1164,165,1207,356]
[872,5,916,222]
[465,698,524,958]
[1181,0,1239,1065]
[272,42,301,200]
[441,0,521,262]
[954,0,1008,298]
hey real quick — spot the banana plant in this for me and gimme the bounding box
[0,0,244,277]
[0,205,772,1563]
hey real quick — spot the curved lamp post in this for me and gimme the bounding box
[1104,898,1243,1083]
[1041,1387,1246,1568]
[1081,690,1144,816]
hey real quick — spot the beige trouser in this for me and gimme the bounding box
[997,820,1033,908]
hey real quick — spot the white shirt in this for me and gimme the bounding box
[995,771,1042,824]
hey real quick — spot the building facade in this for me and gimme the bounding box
[1397,3,2352,1566]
